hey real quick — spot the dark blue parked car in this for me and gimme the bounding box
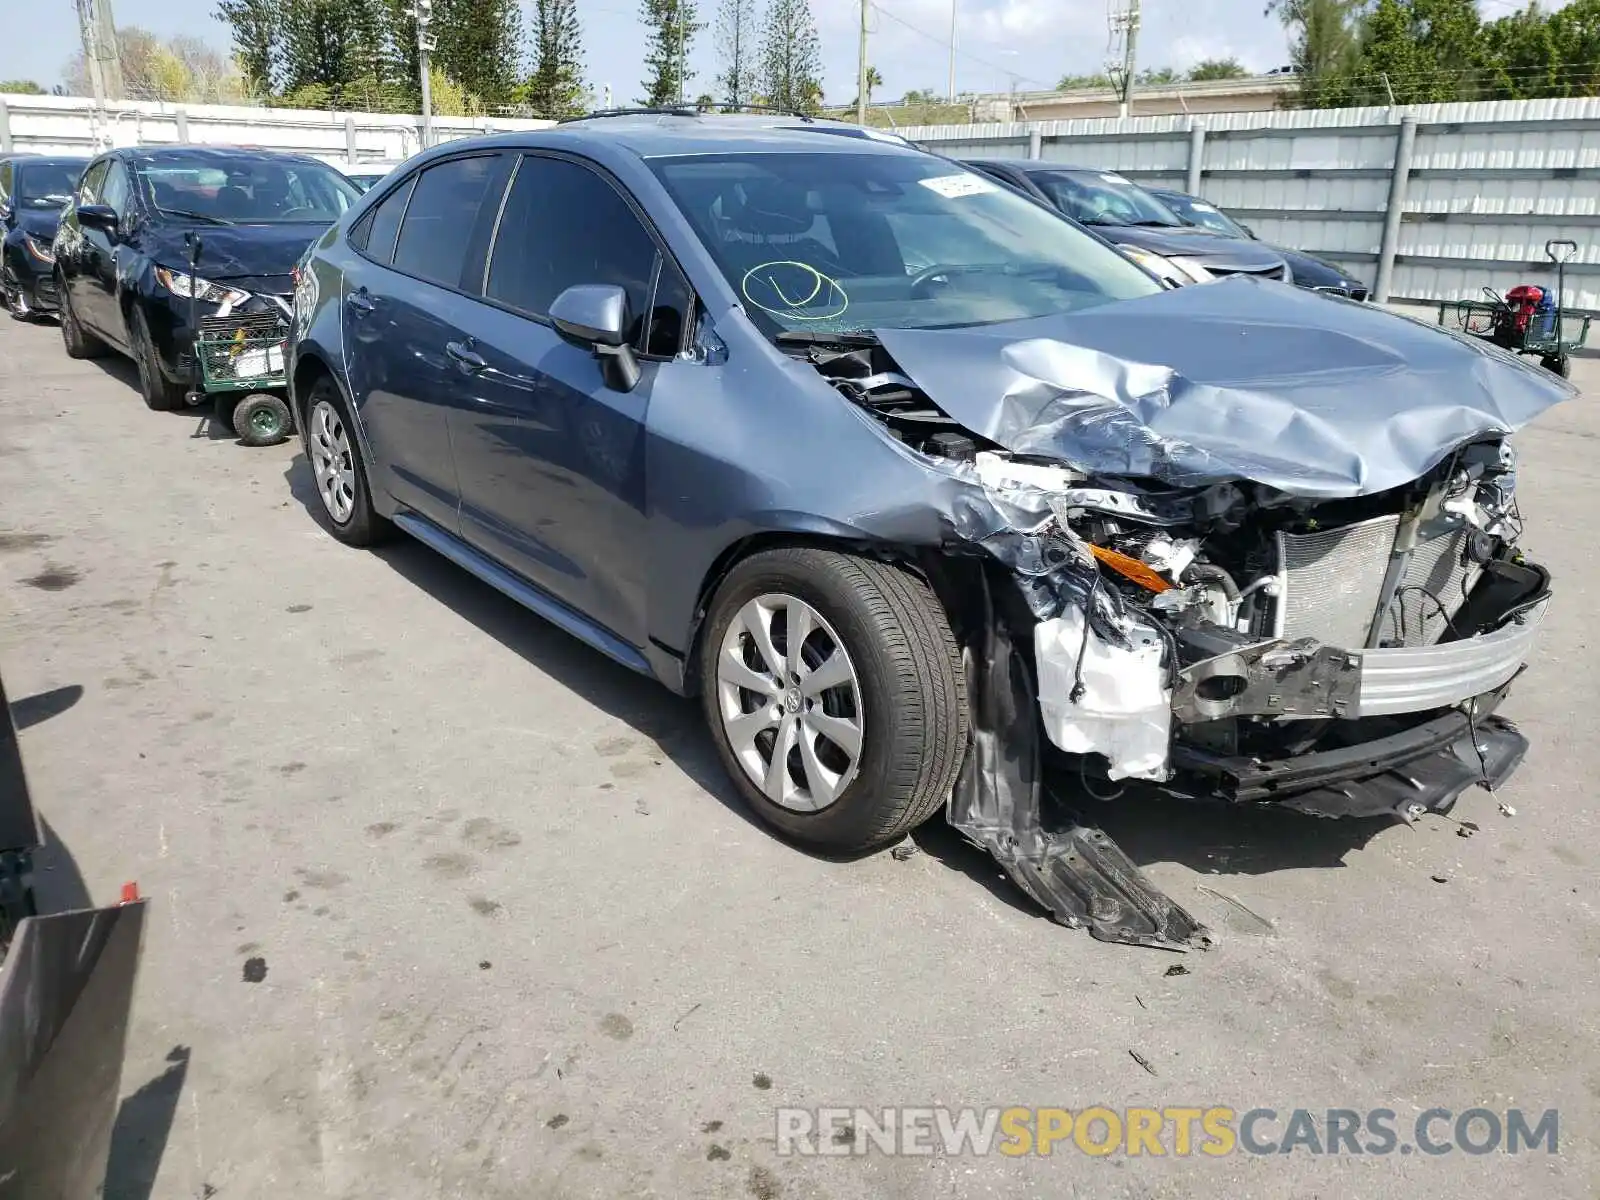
[288,113,1561,918]
[0,154,88,318]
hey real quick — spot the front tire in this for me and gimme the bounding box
[58,281,107,358]
[130,305,187,410]
[699,548,968,854]
[4,265,33,321]
[303,376,390,546]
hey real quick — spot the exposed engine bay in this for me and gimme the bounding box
[797,329,1557,948]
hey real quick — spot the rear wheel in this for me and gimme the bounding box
[698,548,968,854]
[1540,353,1572,379]
[58,281,106,358]
[304,376,390,546]
[130,305,188,410]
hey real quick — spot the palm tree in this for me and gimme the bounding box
[864,64,883,102]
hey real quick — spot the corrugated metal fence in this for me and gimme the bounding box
[903,99,1600,312]
[5,92,1598,311]
[0,93,553,169]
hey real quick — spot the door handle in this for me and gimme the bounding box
[346,289,375,314]
[445,340,486,372]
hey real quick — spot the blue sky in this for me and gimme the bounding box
[2,0,1291,105]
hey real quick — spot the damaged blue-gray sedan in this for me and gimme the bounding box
[287,113,1572,948]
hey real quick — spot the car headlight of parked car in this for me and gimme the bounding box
[21,234,54,264]
[1119,246,1213,286]
[153,266,250,307]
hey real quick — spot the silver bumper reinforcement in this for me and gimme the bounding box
[1352,599,1548,718]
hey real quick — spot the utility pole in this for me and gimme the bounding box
[1107,0,1139,119]
[416,0,435,148]
[75,0,124,105]
[856,0,869,124]
[677,1,686,105]
[947,0,956,101]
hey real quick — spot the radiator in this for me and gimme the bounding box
[1275,514,1400,649]
[1376,527,1479,647]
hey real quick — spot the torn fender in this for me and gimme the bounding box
[947,582,1209,951]
[877,278,1576,498]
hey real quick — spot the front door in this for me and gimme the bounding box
[80,158,133,345]
[448,153,693,651]
[340,154,509,530]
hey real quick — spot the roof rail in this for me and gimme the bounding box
[558,106,699,123]
[560,103,825,124]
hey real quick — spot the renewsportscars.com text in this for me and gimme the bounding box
[775,1106,1559,1158]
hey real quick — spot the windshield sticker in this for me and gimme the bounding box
[741,261,850,321]
[1099,172,1131,184]
[919,174,998,199]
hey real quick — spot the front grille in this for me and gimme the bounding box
[1276,515,1400,648]
[199,311,284,339]
[1377,527,1479,647]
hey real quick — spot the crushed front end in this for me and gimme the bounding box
[794,283,1574,947]
[967,442,1548,822]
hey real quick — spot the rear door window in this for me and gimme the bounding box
[357,174,416,264]
[485,155,679,353]
[392,155,507,289]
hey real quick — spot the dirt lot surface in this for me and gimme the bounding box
[1,314,1596,1199]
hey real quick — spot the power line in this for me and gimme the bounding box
[867,0,1048,88]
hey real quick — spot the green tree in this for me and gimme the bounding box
[1548,0,1600,93]
[1056,71,1112,90]
[434,0,523,109]
[757,0,822,112]
[1354,0,1481,103]
[215,0,283,96]
[1268,0,1361,106]
[523,0,586,118]
[1136,66,1180,84]
[1188,57,1248,80]
[66,25,246,102]
[639,0,703,105]
[0,80,47,94]
[714,0,759,107]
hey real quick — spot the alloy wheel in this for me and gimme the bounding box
[309,399,356,523]
[716,593,865,812]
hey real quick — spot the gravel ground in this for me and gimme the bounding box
[0,312,1596,1200]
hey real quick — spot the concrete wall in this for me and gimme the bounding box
[0,92,554,167]
[904,98,1600,313]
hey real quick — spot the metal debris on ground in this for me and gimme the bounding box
[1164,963,1190,978]
[1430,874,1450,884]
[1456,820,1480,838]
[889,843,918,861]
[1499,802,1517,817]
[1129,1049,1158,1076]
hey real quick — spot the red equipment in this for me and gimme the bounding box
[1502,284,1545,335]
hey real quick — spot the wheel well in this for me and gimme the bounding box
[680,532,976,696]
[292,353,333,426]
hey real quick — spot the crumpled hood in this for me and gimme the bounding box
[1094,224,1285,270]
[876,276,1577,498]
[138,221,327,284]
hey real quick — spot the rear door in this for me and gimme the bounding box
[340,154,510,529]
[447,152,694,650]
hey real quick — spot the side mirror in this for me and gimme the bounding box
[76,203,118,233]
[549,284,641,392]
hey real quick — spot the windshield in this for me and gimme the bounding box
[1033,171,1184,228]
[134,155,360,223]
[15,163,83,208]
[651,152,1160,336]
[1155,192,1247,237]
